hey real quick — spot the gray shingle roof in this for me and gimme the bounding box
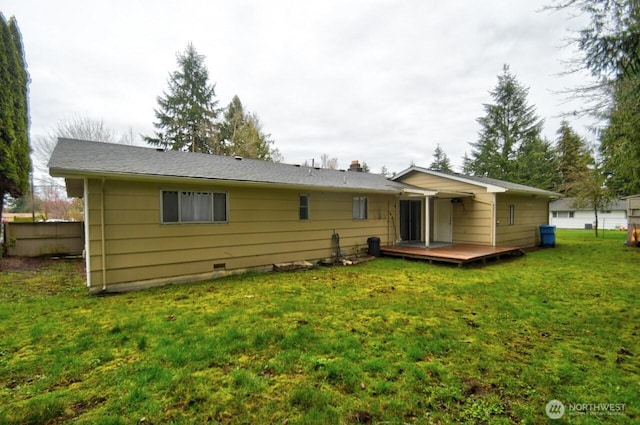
[550,197,627,211]
[393,166,560,197]
[48,138,412,193]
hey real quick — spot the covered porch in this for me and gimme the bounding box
[380,243,523,266]
[397,189,476,247]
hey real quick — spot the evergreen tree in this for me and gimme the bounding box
[555,121,592,194]
[554,1,640,195]
[600,75,640,195]
[218,95,280,161]
[217,95,244,155]
[514,137,560,190]
[428,143,452,172]
[462,152,473,174]
[466,65,544,183]
[145,43,219,153]
[0,14,30,225]
[8,17,30,199]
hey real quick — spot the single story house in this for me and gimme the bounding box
[49,139,558,293]
[549,198,627,230]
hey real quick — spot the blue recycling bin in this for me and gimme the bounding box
[540,225,556,247]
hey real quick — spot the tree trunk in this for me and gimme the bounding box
[593,207,599,237]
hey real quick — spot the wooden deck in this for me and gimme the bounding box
[380,244,524,266]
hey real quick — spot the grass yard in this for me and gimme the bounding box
[0,229,638,424]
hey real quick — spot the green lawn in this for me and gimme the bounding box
[0,230,638,424]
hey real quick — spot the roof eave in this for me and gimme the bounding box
[503,188,562,198]
[394,167,505,192]
[49,168,406,195]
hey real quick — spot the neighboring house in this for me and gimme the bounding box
[391,167,559,248]
[549,198,627,230]
[49,139,558,293]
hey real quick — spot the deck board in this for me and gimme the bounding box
[380,244,523,265]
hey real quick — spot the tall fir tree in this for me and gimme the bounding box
[218,95,280,161]
[145,43,219,153]
[555,120,592,194]
[554,1,640,195]
[429,143,453,172]
[217,95,244,155]
[466,65,544,184]
[0,14,30,224]
[599,75,640,195]
[514,137,559,190]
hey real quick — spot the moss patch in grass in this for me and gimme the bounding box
[0,230,638,423]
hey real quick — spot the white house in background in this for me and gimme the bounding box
[549,198,627,230]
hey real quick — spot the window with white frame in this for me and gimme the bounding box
[161,190,228,223]
[352,196,368,220]
[552,211,574,218]
[508,204,515,225]
[299,194,309,220]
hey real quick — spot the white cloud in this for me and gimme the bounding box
[4,0,596,174]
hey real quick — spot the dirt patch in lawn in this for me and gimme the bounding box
[0,256,57,272]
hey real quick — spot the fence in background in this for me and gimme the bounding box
[3,222,84,257]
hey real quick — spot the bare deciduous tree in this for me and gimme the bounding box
[33,115,138,172]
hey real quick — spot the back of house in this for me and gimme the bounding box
[49,139,422,292]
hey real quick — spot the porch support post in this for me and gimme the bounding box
[424,196,430,247]
[492,193,497,247]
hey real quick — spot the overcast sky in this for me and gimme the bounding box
[4,0,594,175]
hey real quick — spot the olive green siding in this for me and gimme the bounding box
[396,172,550,247]
[86,178,395,292]
[495,194,549,247]
[400,172,481,193]
[451,193,494,245]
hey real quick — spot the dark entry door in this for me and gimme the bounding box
[400,200,422,242]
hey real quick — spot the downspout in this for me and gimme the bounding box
[101,177,107,291]
[83,178,91,288]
